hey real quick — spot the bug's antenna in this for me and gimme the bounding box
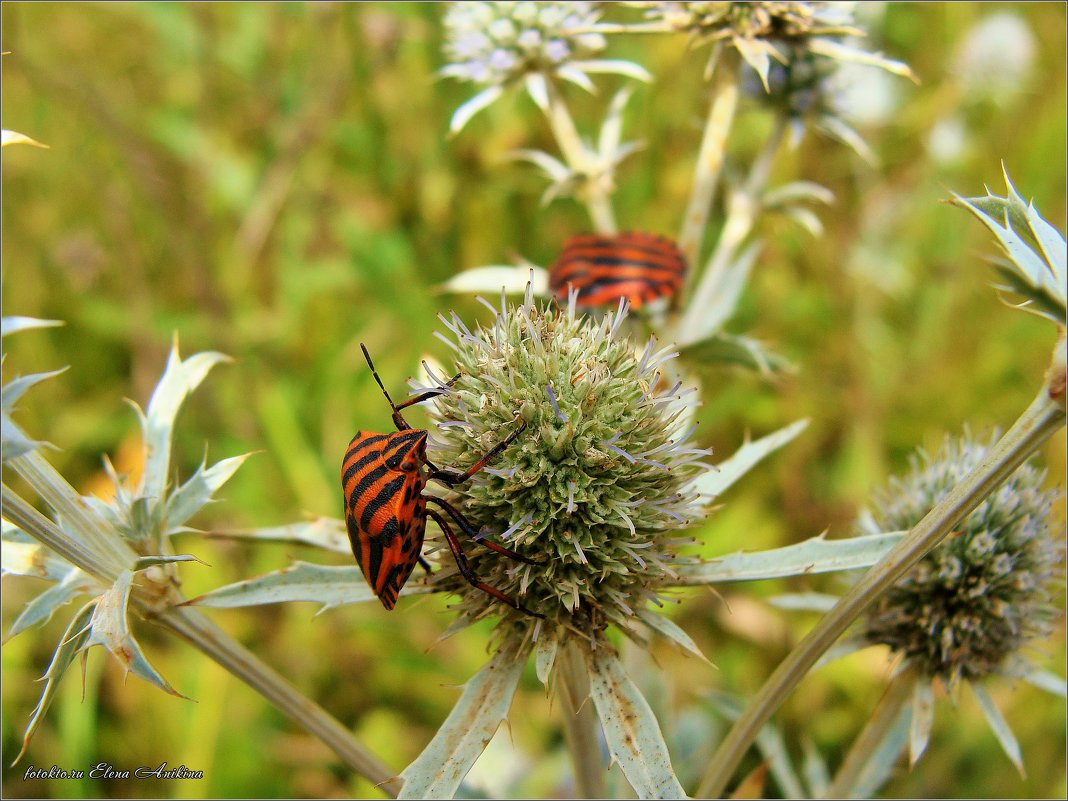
[361,343,400,413]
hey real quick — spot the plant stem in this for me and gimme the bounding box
[824,665,918,799]
[558,641,606,798]
[696,388,1065,798]
[543,79,617,235]
[677,46,738,283]
[674,114,786,345]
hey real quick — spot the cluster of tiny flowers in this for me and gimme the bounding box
[441,1,607,86]
[862,434,1064,684]
[423,290,708,642]
[644,1,855,42]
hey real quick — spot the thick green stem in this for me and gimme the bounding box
[558,641,606,798]
[543,79,617,235]
[697,388,1065,798]
[677,48,738,283]
[824,665,919,799]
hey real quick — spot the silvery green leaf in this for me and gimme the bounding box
[849,699,911,797]
[1,539,74,581]
[439,266,550,297]
[2,368,68,412]
[524,73,549,112]
[1,317,63,338]
[186,560,433,611]
[769,592,840,612]
[680,332,793,375]
[137,342,230,502]
[685,240,762,344]
[673,531,904,585]
[131,554,206,571]
[691,419,809,499]
[586,644,687,799]
[1,129,49,148]
[781,206,824,238]
[806,37,918,82]
[12,601,95,765]
[571,59,653,83]
[762,181,835,208]
[399,641,528,799]
[638,609,713,666]
[206,517,351,555]
[815,114,877,166]
[950,173,1065,323]
[2,412,51,460]
[706,691,804,799]
[990,260,1065,323]
[507,148,571,182]
[1017,668,1067,697]
[599,87,634,156]
[812,638,870,671]
[971,681,1024,776]
[86,569,187,698]
[7,570,101,641]
[165,452,252,532]
[909,679,934,767]
[449,85,505,135]
[801,736,830,799]
[557,64,597,93]
[534,634,558,688]
[733,36,775,92]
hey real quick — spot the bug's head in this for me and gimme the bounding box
[384,429,428,473]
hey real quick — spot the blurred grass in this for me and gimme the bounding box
[2,2,1065,798]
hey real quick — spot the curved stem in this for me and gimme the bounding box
[824,665,919,799]
[543,80,617,235]
[558,641,606,798]
[697,388,1065,798]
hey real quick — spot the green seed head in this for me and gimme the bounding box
[862,434,1064,683]
[425,290,708,643]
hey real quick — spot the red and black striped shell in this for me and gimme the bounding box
[549,231,687,309]
[341,428,429,610]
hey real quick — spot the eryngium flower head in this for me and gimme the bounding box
[862,434,1064,684]
[643,1,857,44]
[425,290,708,643]
[442,1,608,87]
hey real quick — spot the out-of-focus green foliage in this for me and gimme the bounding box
[2,3,1064,798]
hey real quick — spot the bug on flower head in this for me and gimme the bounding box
[549,231,687,309]
[342,344,543,617]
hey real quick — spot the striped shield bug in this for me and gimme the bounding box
[342,344,543,617]
[549,231,687,309]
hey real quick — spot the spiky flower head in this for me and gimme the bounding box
[645,0,857,43]
[423,289,708,647]
[442,1,608,88]
[862,433,1064,684]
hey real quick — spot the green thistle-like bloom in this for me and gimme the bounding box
[862,434,1064,684]
[422,289,708,644]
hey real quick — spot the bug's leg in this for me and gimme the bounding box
[418,556,433,574]
[361,343,460,431]
[426,509,544,619]
[426,496,543,566]
[428,416,527,486]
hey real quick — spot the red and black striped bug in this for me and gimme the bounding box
[549,231,687,310]
[342,344,543,617]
